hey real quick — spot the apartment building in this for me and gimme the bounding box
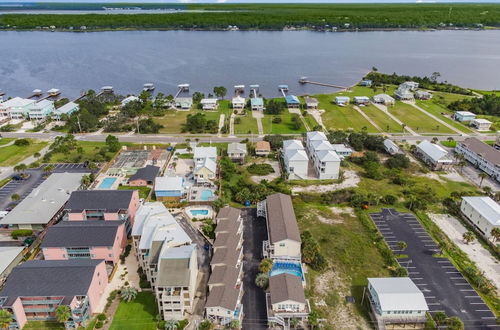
[455,137,500,181]
[283,140,308,179]
[205,207,244,326]
[460,196,500,242]
[415,140,453,171]
[305,131,341,179]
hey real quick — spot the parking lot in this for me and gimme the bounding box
[370,209,497,329]
[0,163,93,211]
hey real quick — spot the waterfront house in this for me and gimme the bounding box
[415,90,432,100]
[0,259,108,329]
[460,196,500,242]
[121,95,139,107]
[267,274,309,328]
[360,79,372,87]
[0,247,24,281]
[455,137,500,182]
[128,165,160,186]
[394,86,414,100]
[251,97,264,111]
[27,99,55,121]
[0,97,35,119]
[304,97,318,109]
[64,190,140,233]
[205,207,244,326]
[154,176,185,202]
[471,118,492,131]
[201,98,219,111]
[415,140,453,171]
[367,277,428,329]
[227,143,247,164]
[285,95,300,109]
[283,140,308,180]
[335,96,350,106]
[175,97,193,110]
[255,141,271,156]
[400,81,419,91]
[53,102,79,120]
[232,96,246,111]
[373,94,395,106]
[454,111,476,122]
[0,173,84,231]
[42,221,126,266]
[354,96,370,105]
[259,193,301,260]
[383,139,402,155]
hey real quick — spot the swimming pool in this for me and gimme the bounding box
[99,177,117,189]
[190,209,209,216]
[270,261,304,280]
[200,190,214,201]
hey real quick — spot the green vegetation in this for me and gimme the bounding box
[233,111,259,135]
[0,139,47,166]
[246,163,275,176]
[388,102,454,134]
[11,229,33,239]
[118,185,151,199]
[358,105,401,132]
[109,292,158,330]
[2,4,500,31]
[262,111,307,134]
[155,110,194,134]
[448,93,500,116]
[43,136,116,163]
[415,98,473,134]
[0,138,14,146]
[24,321,64,330]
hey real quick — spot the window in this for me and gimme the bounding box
[279,243,285,247]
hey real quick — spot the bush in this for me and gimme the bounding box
[272,116,282,124]
[11,229,33,239]
[157,320,166,329]
[14,139,30,146]
[97,313,106,321]
[247,163,275,176]
[95,321,103,329]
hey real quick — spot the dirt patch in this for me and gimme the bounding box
[418,171,444,182]
[292,170,360,193]
[440,171,467,183]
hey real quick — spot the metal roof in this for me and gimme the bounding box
[283,140,304,151]
[227,143,247,154]
[416,140,451,163]
[285,95,300,104]
[368,277,429,312]
[156,244,197,287]
[154,176,184,192]
[194,146,217,159]
[462,196,500,226]
[0,247,23,275]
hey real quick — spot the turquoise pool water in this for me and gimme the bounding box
[99,177,117,189]
[270,261,304,280]
[190,209,209,216]
[200,190,214,201]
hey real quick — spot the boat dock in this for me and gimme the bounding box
[175,84,190,98]
[299,77,350,90]
[27,89,42,99]
[250,84,259,98]
[278,84,289,97]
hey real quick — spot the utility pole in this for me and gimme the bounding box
[76,115,82,133]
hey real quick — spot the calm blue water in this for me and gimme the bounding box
[200,190,214,201]
[0,30,499,98]
[98,177,116,189]
[270,261,304,280]
[190,209,209,216]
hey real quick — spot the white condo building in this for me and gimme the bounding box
[305,131,341,179]
[460,196,500,242]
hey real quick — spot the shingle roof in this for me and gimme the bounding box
[368,277,428,312]
[0,260,102,306]
[255,141,270,151]
[459,138,500,165]
[154,176,184,192]
[227,143,247,155]
[129,165,160,183]
[205,285,241,310]
[194,146,217,159]
[42,221,123,248]
[65,190,135,212]
[269,273,306,305]
[266,193,301,243]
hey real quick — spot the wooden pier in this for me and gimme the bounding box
[175,84,190,98]
[299,78,350,90]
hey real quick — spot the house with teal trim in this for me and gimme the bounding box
[28,100,55,121]
[0,97,35,119]
[53,102,79,120]
[154,176,185,202]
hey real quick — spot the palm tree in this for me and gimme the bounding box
[483,186,492,196]
[478,172,488,187]
[433,311,447,326]
[432,137,439,144]
[458,160,466,173]
[255,273,269,289]
[43,164,55,173]
[228,320,240,329]
[462,231,475,245]
[259,258,273,273]
[446,316,464,330]
[164,319,179,330]
[290,318,300,329]
[490,227,500,242]
[13,163,27,173]
[120,286,138,302]
[198,320,214,330]
[55,305,71,324]
[0,310,13,328]
[396,241,407,251]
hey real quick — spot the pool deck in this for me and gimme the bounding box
[94,175,124,190]
[184,205,214,220]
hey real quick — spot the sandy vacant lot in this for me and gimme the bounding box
[429,213,500,294]
[291,170,360,193]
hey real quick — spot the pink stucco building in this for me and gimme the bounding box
[0,260,107,329]
[42,221,127,266]
[63,190,140,233]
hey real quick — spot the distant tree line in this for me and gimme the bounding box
[448,94,500,116]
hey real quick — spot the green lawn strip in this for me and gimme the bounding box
[415,99,474,134]
[261,112,307,134]
[0,138,15,146]
[24,321,64,329]
[302,113,320,130]
[315,94,378,132]
[45,141,115,163]
[388,101,454,134]
[358,104,402,133]
[234,111,259,135]
[154,110,194,133]
[0,139,48,166]
[118,185,151,199]
[109,292,158,330]
[440,140,457,148]
[0,177,11,188]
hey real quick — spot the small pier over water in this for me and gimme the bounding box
[175,84,190,98]
[250,84,259,98]
[299,77,350,90]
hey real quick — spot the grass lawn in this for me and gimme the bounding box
[441,140,457,148]
[262,111,307,134]
[302,113,320,130]
[118,185,151,199]
[415,99,474,134]
[154,110,194,134]
[388,101,454,134]
[0,138,15,146]
[109,292,158,330]
[234,111,259,135]
[24,321,64,329]
[315,94,378,132]
[358,104,402,133]
[45,141,116,163]
[0,139,47,166]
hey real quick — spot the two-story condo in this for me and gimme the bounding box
[206,207,244,327]
[53,102,79,120]
[0,97,35,119]
[0,260,107,329]
[415,140,453,171]
[27,100,55,121]
[63,190,140,234]
[259,193,301,261]
[42,221,127,267]
[460,196,500,242]
[455,137,500,182]
[305,131,341,179]
[367,277,428,329]
[283,140,309,180]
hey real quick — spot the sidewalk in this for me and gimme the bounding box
[404,101,467,136]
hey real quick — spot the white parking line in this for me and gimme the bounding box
[409,272,420,275]
[425,296,436,299]
[476,310,491,312]
[446,271,461,274]
[454,283,470,286]
[465,296,480,298]
[406,266,416,269]
[441,266,456,268]
[461,290,476,292]
[411,277,424,280]
[427,302,441,306]
[451,277,463,279]
[384,236,396,239]
[470,302,487,305]
[437,260,452,263]
[482,317,496,320]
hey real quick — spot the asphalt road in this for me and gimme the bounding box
[241,208,268,330]
[370,209,497,329]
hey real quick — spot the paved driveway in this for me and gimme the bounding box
[242,208,268,330]
[370,209,497,329]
